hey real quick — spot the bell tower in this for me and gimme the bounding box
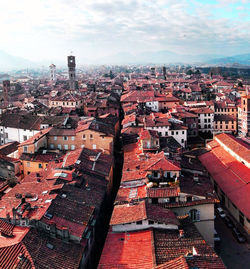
[49,64,56,82]
[67,54,76,91]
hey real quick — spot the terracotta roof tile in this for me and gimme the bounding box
[148,187,180,198]
[110,201,179,226]
[0,242,34,269]
[98,230,155,269]
[199,141,250,219]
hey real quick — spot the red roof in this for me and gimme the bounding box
[121,170,147,182]
[0,219,14,236]
[19,128,51,146]
[98,230,155,269]
[148,187,180,198]
[214,133,250,164]
[0,242,34,269]
[110,201,179,226]
[199,142,250,218]
[140,129,159,140]
[116,186,147,203]
[155,256,188,269]
[146,154,181,171]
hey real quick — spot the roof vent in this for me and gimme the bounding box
[61,193,67,198]
[46,243,54,250]
[15,193,22,199]
[44,212,53,220]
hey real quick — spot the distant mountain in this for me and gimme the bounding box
[0,50,37,71]
[94,50,227,65]
[208,53,250,65]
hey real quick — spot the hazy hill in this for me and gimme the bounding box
[208,53,250,65]
[0,50,37,70]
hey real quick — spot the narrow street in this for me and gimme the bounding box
[88,113,124,269]
[215,214,250,269]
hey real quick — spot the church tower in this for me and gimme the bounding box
[68,55,76,91]
[49,64,56,82]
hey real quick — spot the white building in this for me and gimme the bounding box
[192,108,214,134]
[0,114,41,145]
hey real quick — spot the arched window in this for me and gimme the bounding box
[189,209,200,222]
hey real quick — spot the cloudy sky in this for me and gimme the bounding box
[0,0,249,63]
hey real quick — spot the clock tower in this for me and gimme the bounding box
[68,55,76,91]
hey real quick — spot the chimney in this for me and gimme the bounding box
[12,208,17,223]
[193,173,199,182]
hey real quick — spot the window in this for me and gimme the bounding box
[58,144,62,150]
[92,144,96,149]
[182,131,184,134]
[186,196,192,202]
[54,136,57,141]
[71,136,75,141]
[136,220,142,225]
[181,139,184,143]
[64,145,68,150]
[82,134,86,140]
[169,197,176,203]
[153,171,158,178]
[38,163,42,169]
[27,162,30,167]
[171,131,174,135]
[63,136,68,141]
[23,146,28,153]
[189,209,200,221]
[50,144,54,149]
[5,133,8,139]
[23,135,27,141]
[90,134,93,139]
[148,220,154,225]
[71,145,75,150]
[176,131,178,135]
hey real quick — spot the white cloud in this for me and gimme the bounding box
[0,0,249,63]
